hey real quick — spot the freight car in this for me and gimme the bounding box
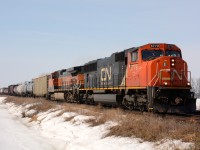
[2,88,8,95]
[8,84,18,96]
[15,83,26,96]
[8,82,33,97]
[33,75,49,97]
[15,83,23,96]
[0,88,8,95]
[46,43,196,113]
[26,81,33,97]
[0,88,3,94]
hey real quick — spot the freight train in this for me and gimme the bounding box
[0,43,196,113]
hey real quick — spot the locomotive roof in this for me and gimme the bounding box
[33,73,50,79]
[84,59,101,66]
[83,47,138,66]
[124,47,138,56]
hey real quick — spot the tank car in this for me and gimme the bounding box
[16,84,23,96]
[26,81,33,97]
[0,88,3,94]
[20,81,33,97]
[3,88,9,95]
[8,85,18,95]
[0,88,6,95]
[13,85,19,95]
[21,83,27,96]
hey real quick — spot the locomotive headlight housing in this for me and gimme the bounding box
[164,82,168,85]
[171,58,175,67]
[187,82,191,86]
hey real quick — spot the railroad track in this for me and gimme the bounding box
[53,99,200,123]
[156,111,200,124]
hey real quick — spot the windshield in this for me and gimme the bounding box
[166,50,182,58]
[142,50,163,61]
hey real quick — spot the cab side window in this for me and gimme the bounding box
[131,51,138,62]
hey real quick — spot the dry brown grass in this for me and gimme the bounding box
[107,113,200,149]
[64,116,75,122]
[86,108,124,126]
[5,96,37,105]
[6,96,56,113]
[107,113,197,141]
[3,96,200,149]
[29,115,38,122]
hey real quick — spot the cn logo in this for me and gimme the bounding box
[101,66,112,82]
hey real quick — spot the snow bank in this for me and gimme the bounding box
[0,97,56,150]
[0,97,7,103]
[28,110,193,150]
[0,97,194,150]
[196,99,200,110]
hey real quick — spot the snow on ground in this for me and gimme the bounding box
[196,99,200,110]
[0,97,57,150]
[0,97,194,150]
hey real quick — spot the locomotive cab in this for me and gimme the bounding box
[125,43,196,113]
[126,43,191,88]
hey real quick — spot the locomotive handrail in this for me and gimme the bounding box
[159,69,171,86]
[148,62,159,86]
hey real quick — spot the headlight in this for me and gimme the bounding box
[187,82,191,86]
[171,59,175,67]
[164,82,168,85]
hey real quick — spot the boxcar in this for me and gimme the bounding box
[33,75,49,97]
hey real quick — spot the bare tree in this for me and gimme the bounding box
[197,78,200,98]
[191,78,200,98]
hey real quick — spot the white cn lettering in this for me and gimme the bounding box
[101,66,112,81]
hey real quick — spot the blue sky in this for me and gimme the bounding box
[0,0,200,87]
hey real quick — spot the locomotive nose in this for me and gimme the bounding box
[151,56,191,87]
